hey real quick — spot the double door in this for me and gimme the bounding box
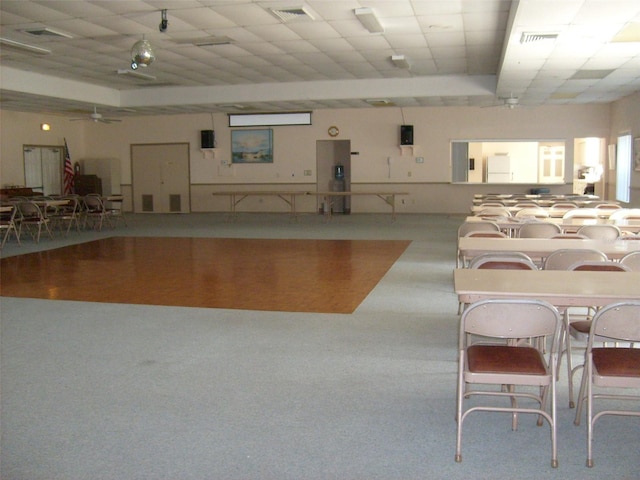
[131,143,190,213]
[23,146,63,195]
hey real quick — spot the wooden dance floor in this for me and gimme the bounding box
[0,237,410,313]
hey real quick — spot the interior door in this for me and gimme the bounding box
[131,143,190,213]
[23,146,63,195]
[316,140,351,213]
[538,145,565,183]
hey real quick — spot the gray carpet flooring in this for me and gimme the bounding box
[1,213,638,479]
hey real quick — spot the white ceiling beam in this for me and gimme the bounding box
[120,76,497,108]
[0,66,120,107]
[1,65,496,110]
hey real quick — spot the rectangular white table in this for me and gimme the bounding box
[212,191,408,220]
[313,191,408,220]
[464,216,640,234]
[212,191,308,219]
[458,236,640,264]
[454,269,640,308]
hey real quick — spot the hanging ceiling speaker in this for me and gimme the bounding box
[131,36,154,69]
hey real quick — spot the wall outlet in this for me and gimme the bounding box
[416,157,424,163]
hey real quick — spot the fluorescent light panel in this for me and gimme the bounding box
[570,69,614,80]
[0,37,51,55]
[228,112,312,127]
[366,99,395,107]
[117,69,157,81]
[354,7,384,34]
[391,55,411,69]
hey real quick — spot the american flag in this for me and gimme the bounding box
[63,138,74,195]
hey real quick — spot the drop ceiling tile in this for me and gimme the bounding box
[167,6,236,29]
[418,14,464,31]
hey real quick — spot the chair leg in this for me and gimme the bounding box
[586,360,594,468]
[574,358,589,426]
[562,311,576,408]
[455,352,465,463]
[550,377,558,468]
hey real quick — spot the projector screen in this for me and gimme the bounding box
[228,112,312,127]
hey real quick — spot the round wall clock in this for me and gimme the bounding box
[328,126,339,137]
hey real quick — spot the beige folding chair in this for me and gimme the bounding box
[562,208,600,220]
[515,207,549,219]
[104,197,127,227]
[543,249,608,407]
[17,201,52,243]
[594,203,621,214]
[83,194,113,231]
[620,251,640,271]
[547,202,578,218]
[608,208,640,221]
[468,252,538,270]
[0,204,21,247]
[543,249,608,270]
[572,301,640,468]
[563,261,630,409]
[50,195,81,236]
[476,207,512,219]
[456,220,501,268]
[458,252,538,313]
[464,231,508,238]
[518,222,562,238]
[576,224,621,241]
[455,299,562,468]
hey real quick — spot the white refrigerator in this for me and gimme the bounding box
[486,155,512,182]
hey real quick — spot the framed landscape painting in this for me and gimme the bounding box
[231,129,273,163]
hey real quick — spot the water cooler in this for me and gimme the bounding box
[331,164,345,213]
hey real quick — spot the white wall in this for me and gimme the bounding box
[609,91,640,207]
[2,100,629,213]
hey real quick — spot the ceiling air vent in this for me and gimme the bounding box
[173,36,235,47]
[23,27,73,39]
[269,6,315,22]
[194,36,235,47]
[520,32,559,44]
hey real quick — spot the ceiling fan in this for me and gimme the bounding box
[482,95,520,109]
[502,96,520,109]
[69,106,121,124]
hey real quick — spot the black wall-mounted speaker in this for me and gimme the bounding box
[400,125,413,145]
[201,130,215,149]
